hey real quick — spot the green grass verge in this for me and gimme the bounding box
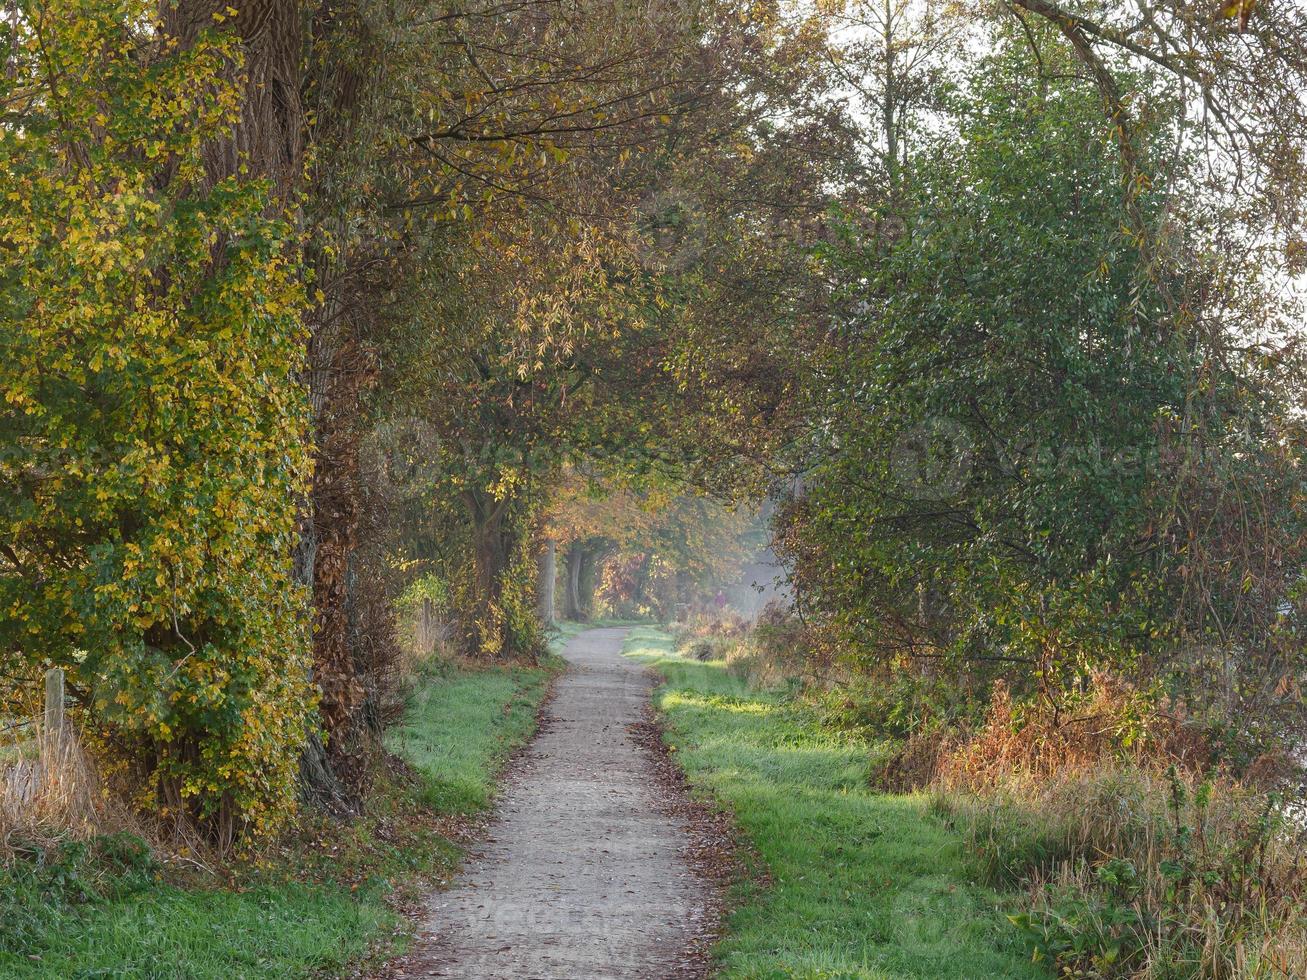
[623,625,1049,980]
[1,870,389,979]
[385,656,556,813]
[0,650,559,979]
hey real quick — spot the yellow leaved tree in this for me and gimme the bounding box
[0,0,314,847]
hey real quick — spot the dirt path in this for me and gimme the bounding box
[388,627,714,979]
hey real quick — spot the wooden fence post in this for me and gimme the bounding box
[44,667,65,742]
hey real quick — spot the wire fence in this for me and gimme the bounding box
[0,716,35,739]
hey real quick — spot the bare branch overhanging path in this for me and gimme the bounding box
[387,627,713,979]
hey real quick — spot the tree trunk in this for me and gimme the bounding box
[577,548,598,619]
[161,1,303,199]
[298,9,397,789]
[298,731,353,815]
[564,543,586,621]
[310,342,369,775]
[474,512,511,616]
[464,490,529,658]
[632,551,653,607]
[537,538,557,627]
[562,542,603,621]
[165,1,382,800]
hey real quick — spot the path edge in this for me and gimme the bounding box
[365,654,567,979]
[631,660,771,980]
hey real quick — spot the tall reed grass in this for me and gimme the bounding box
[926,681,1306,979]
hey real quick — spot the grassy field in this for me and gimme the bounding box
[624,626,1048,980]
[0,647,560,979]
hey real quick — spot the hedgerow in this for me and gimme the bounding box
[0,1,314,845]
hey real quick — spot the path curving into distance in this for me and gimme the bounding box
[389,627,713,979]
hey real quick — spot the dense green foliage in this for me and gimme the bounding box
[792,56,1179,684]
[0,1,313,838]
[779,39,1305,749]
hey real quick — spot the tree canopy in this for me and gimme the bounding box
[1,0,1303,845]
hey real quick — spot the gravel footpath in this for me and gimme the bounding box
[388,627,715,979]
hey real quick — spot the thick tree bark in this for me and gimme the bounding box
[162,0,361,821]
[537,538,557,627]
[564,543,586,621]
[161,1,303,199]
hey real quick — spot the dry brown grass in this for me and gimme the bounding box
[1,717,238,881]
[945,767,1307,978]
[924,678,1307,979]
[937,677,1212,791]
[1,718,110,858]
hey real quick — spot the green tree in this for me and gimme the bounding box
[782,37,1305,734]
[0,0,313,844]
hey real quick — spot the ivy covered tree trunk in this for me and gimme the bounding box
[154,0,318,837]
[165,0,384,803]
[297,6,408,796]
[462,490,544,659]
[308,337,370,784]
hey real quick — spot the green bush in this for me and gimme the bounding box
[0,1,314,843]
